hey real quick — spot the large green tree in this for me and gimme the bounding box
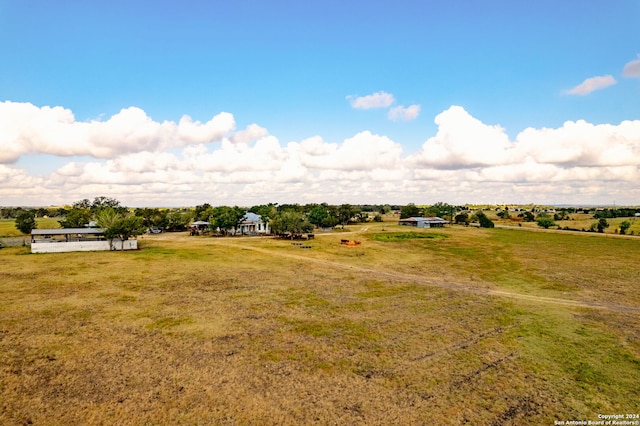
[337,204,360,228]
[15,211,37,234]
[400,203,421,219]
[210,206,245,235]
[95,207,120,229]
[270,210,313,238]
[58,207,92,228]
[166,210,192,231]
[103,216,145,250]
[194,203,213,222]
[91,196,126,215]
[59,196,126,228]
[425,202,453,219]
[134,208,168,230]
[307,204,328,227]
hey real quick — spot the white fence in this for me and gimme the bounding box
[31,239,137,254]
[0,237,29,248]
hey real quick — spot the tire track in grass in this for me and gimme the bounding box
[212,240,640,314]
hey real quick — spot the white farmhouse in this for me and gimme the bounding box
[237,212,270,235]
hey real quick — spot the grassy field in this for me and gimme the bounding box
[1,223,639,424]
[490,212,640,235]
[0,218,62,238]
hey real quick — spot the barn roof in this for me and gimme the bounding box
[31,228,105,235]
[424,216,449,223]
[398,216,449,223]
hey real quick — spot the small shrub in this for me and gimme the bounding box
[537,217,556,229]
[619,221,631,235]
[454,212,469,225]
[597,218,609,233]
[474,211,494,228]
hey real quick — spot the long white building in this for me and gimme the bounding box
[30,228,138,253]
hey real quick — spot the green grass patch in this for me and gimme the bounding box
[0,217,62,237]
[356,281,417,298]
[515,308,640,412]
[283,290,334,310]
[371,231,447,242]
[284,317,380,343]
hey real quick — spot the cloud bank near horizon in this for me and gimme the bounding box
[1,101,639,206]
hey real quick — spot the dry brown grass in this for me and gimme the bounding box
[1,225,639,425]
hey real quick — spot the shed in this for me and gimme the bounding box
[30,228,138,253]
[190,221,210,230]
[398,217,449,228]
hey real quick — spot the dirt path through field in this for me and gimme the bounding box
[209,237,640,315]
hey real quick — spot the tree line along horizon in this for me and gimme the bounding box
[5,197,640,238]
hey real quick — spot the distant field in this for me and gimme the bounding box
[490,212,640,235]
[0,217,61,237]
[1,223,639,424]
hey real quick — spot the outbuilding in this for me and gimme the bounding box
[30,228,138,253]
[398,217,449,228]
[190,221,210,230]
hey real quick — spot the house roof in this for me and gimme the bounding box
[32,228,105,235]
[190,221,210,226]
[241,212,262,223]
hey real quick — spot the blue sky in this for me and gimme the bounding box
[1,0,639,206]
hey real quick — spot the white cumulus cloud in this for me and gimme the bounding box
[406,106,513,168]
[514,120,640,167]
[183,136,286,173]
[388,104,421,122]
[230,123,269,144]
[0,101,235,163]
[296,131,403,171]
[623,54,640,77]
[347,91,395,109]
[565,75,616,95]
